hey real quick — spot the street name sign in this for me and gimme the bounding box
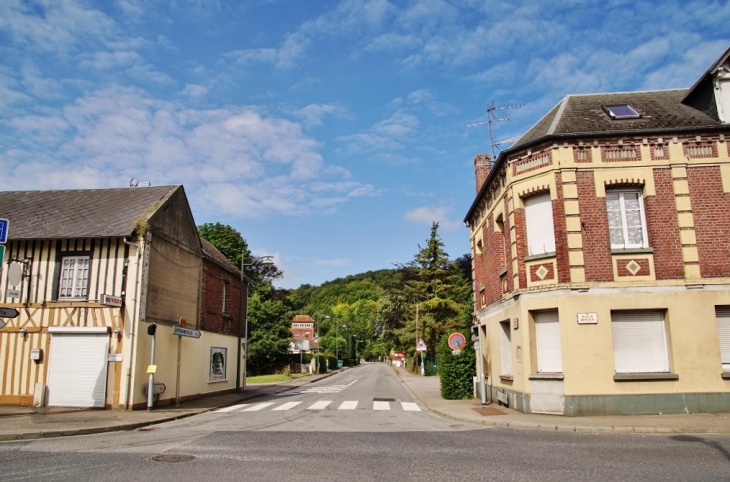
[0,308,19,318]
[172,325,201,338]
[0,218,8,244]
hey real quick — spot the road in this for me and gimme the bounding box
[1,363,729,481]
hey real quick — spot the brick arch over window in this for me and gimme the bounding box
[604,178,645,188]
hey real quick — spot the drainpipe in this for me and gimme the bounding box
[123,237,140,410]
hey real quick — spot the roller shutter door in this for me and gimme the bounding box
[524,193,555,256]
[611,310,668,373]
[716,307,730,371]
[47,328,109,408]
[535,310,562,373]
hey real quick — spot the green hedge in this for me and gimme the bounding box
[327,356,338,370]
[314,354,328,374]
[437,332,476,400]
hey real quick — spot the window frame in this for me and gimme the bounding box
[58,255,91,300]
[499,320,513,378]
[606,190,649,250]
[534,310,563,374]
[524,192,556,257]
[610,310,670,374]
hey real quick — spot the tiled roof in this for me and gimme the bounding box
[0,186,178,240]
[292,315,314,322]
[200,237,240,275]
[512,89,719,150]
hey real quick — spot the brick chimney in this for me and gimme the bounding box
[474,154,491,192]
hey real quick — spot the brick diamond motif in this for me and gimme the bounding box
[625,260,641,276]
[535,265,549,280]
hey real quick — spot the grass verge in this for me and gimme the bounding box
[246,373,310,384]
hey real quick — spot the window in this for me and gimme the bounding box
[611,310,669,373]
[716,307,730,371]
[524,193,555,256]
[606,191,648,249]
[602,104,641,119]
[221,281,228,313]
[499,321,512,377]
[534,310,562,373]
[59,256,90,299]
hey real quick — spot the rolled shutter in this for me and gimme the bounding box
[718,81,730,123]
[535,310,562,373]
[524,193,555,255]
[611,310,668,373]
[500,322,512,376]
[715,306,730,370]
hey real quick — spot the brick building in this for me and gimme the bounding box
[291,315,315,339]
[465,47,730,415]
[200,237,245,337]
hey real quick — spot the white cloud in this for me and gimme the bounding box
[181,83,208,98]
[404,205,461,231]
[292,103,347,128]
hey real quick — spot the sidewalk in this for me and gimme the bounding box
[0,372,338,442]
[1,366,729,442]
[393,366,730,435]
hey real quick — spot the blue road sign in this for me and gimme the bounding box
[0,218,8,244]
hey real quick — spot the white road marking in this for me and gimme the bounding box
[373,401,390,411]
[307,401,333,410]
[214,404,249,412]
[273,401,302,411]
[243,402,276,411]
[338,401,358,410]
[401,402,421,411]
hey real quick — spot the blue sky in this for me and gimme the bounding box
[1,1,728,288]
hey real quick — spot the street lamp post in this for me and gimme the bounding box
[336,324,345,360]
[237,255,274,392]
[352,335,358,364]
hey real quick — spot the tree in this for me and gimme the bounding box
[198,222,250,269]
[246,283,293,375]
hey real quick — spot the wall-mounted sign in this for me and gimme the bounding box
[210,347,227,381]
[577,312,598,324]
[512,317,519,330]
[0,218,8,244]
[6,289,20,299]
[107,353,123,362]
[101,294,123,307]
[0,308,19,318]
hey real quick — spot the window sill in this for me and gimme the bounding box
[499,375,513,381]
[528,373,564,381]
[722,372,730,380]
[524,252,556,262]
[611,247,654,255]
[614,373,678,382]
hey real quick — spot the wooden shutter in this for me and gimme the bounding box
[524,193,555,255]
[535,310,562,373]
[499,321,512,376]
[716,306,730,370]
[611,310,668,373]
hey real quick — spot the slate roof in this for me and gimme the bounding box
[513,89,720,150]
[0,185,178,240]
[200,237,241,275]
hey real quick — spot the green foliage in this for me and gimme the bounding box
[314,354,328,374]
[198,222,250,269]
[246,284,293,376]
[438,332,476,400]
[327,356,338,370]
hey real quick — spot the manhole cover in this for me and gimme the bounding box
[151,454,196,463]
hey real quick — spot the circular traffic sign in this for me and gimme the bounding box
[447,332,466,351]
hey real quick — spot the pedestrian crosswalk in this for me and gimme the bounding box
[213,399,421,413]
[287,380,358,395]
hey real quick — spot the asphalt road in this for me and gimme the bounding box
[1,364,729,481]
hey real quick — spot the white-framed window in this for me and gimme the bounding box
[611,310,669,373]
[59,256,90,299]
[606,191,649,249]
[534,310,563,373]
[715,307,730,371]
[499,320,512,377]
[524,193,555,256]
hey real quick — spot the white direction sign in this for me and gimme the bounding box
[172,325,201,338]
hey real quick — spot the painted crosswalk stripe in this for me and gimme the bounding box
[273,401,302,411]
[401,402,421,411]
[373,401,390,411]
[338,401,358,410]
[214,404,249,413]
[243,402,276,411]
[307,401,332,410]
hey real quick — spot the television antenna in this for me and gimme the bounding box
[466,101,524,160]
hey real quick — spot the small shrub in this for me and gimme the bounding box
[438,332,476,400]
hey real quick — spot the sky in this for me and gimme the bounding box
[1,1,728,289]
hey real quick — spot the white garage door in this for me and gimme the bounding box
[47,327,109,408]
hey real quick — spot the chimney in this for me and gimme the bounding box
[474,154,491,193]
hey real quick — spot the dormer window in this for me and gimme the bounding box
[602,104,641,119]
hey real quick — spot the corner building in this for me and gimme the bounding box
[465,47,730,415]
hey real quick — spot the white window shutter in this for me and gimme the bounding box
[500,322,512,376]
[524,193,555,255]
[715,307,730,370]
[718,81,730,123]
[611,310,669,373]
[535,310,562,373]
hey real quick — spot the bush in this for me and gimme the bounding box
[327,356,338,370]
[438,332,476,400]
[314,354,328,374]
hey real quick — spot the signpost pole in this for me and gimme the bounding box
[147,327,156,411]
[474,324,487,406]
[175,335,182,407]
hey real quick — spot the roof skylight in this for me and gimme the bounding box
[602,104,641,119]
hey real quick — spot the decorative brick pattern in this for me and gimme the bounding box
[573,147,593,163]
[504,196,515,293]
[651,144,668,160]
[683,141,717,159]
[686,166,730,278]
[553,172,570,283]
[601,145,640,162]
[530,263,555,282]
[576,171,614,281]
[644,168,684,279]
[512,151,552,176]
[615,258,650,277]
